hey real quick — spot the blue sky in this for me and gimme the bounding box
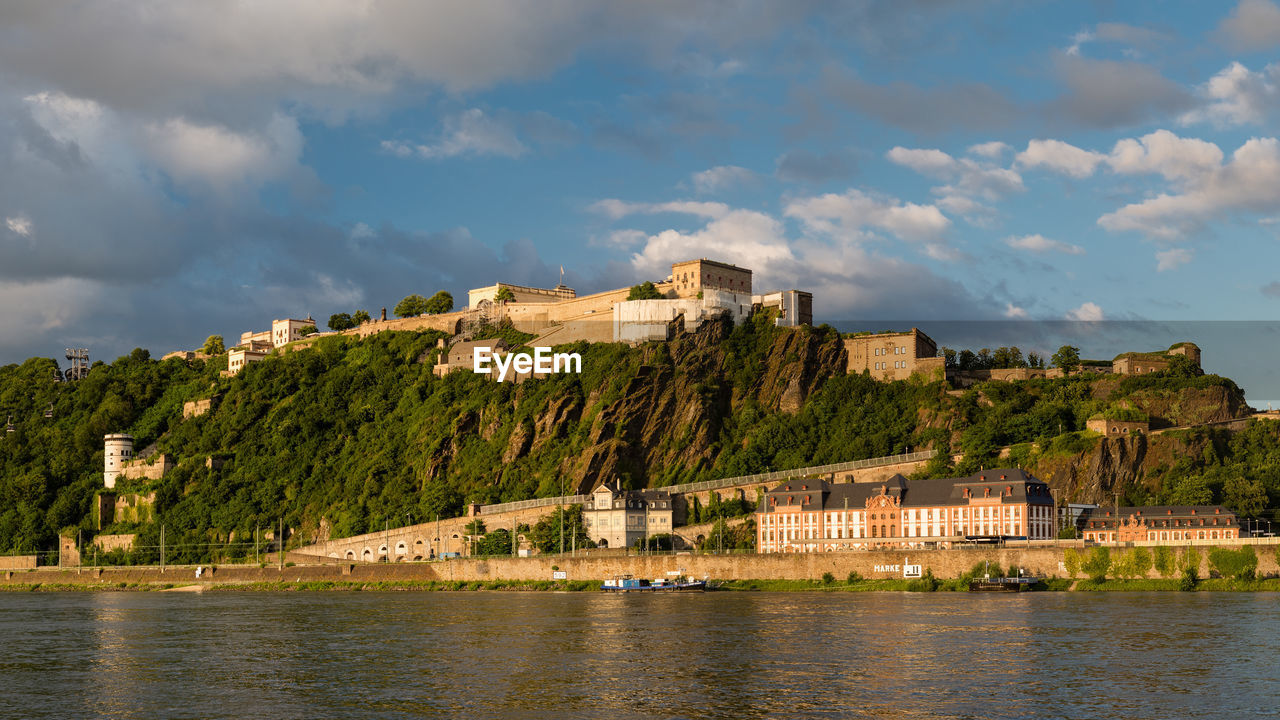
[2,1,1280,378]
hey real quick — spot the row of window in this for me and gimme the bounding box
[873,346,907,356]
[873,361,908,370]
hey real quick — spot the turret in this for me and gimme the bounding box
[104,434,133,489]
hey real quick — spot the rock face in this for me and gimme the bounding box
[420,318,850,496]
[561,319,847,493]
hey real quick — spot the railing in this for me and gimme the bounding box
[479,494,590,515]
[476,450,937,516]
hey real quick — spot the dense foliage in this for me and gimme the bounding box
[0,309,1271,562]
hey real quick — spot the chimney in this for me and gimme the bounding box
[381,307,387,321]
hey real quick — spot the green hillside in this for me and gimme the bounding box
[0,311,1273,561]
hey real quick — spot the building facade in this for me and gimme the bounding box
[1085,417,1149,436]
[1079,505,1238,544]
[843,328,945,381]
[272,317,317,347]
[670,259,752,298]
[226,342,271,376]
[433,338,509,378]
[755,469,1057,553]
[753,290,813,327]
[1112,342,1201,375]
[582,479,675,549]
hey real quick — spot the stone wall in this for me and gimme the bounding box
[95,534,137,552]
[183,397,218,419]
[0,555,38,570]
[121,456,174,481]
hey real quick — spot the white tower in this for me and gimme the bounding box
[103,434,134,489]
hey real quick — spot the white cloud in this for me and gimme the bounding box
[691,165,755,194]
[887,146,1022,224]
[5,216,33,237]
[1180,61,1280,127]
[1066,302,1104,321]
[923,243,968,263]
[1005,234,1085,255]
[589,199,730,221]
[1155,248,1193,272]
[1003,303,1029,319]
[1107,130,1224,183]
[144,113,303,191]
[967,141,1010,159]
[784,189,951,243]
[1099,136,1280,239]
[1016,139,1106,178]
[381,109,526,160]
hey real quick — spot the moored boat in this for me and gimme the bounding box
[601,572,707,592]
[968,576,1041,592]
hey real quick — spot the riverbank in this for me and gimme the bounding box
[6,572,1280,593]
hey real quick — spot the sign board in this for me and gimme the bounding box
[552,570,567,580]
[903,564,922,579]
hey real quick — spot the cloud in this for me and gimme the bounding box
[1217,0,1280,51]
[691,165,755,194]
[822,66,1018,134]
[1005,234,1085,255]
[1099,136,1280,239]
[144,113,304,191]
[381,109,526,160]
[1106,130,1225,183]
[967,141,1009,159]
[784,189,951,244]
[1016,139,1105,178]
[1045,55,1194,129]
[1156,248,1193,272]
[5,216,32,237]
[1003,303,1029,319]
[618,200,990,322]
[887,145,1022,224]
[1180,61,1280,127]
[1069,22,1170,56]
[1262,281,1280,298]
[774,148,858,183]
[1066,302,1104,321]
[589,199,730,221]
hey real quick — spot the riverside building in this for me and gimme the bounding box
[755,468,1056,553]
[1079,505,1238,543]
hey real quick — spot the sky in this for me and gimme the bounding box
[3,1,1280,390]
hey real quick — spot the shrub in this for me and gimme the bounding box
[846,571,862,584]
[1063,548,1081,578]
[1179,567,1198,591]
[821,572,835,585]
[1208,545,1257,580]
[1128,547,1153,578]
[1082,547,1111,582]
[1181,547,1201,575]
[1153,546,1175,577]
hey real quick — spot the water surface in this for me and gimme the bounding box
[1,591,1276,719]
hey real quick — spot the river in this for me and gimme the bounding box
[1,591,1276,719]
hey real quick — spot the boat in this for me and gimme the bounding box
[968,576,1041,592]
[601,572,707,592]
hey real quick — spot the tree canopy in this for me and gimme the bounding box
[202,336,225,355]
[627,281,665,301]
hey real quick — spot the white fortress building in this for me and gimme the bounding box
[103,433,134,489]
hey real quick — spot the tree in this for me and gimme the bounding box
[352,309,372,325]
[1051,345,1081,374]
[394,294,430,317]
[529,505,590,553]
[202,335,225,355]
[298,326,317,337]
[424,291,454,315]
[1027,352,1045,369]
[1223,473,1266,517]
[627,281,665,301]
[328,313,355,331]
[494,287,515,303]
[1082,546,1111,582]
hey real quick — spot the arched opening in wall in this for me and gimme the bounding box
[413,555,423,561]
[414,539,425,556]
[346,551,355,560]
[361,548,372,562]
[695,535,704,545]
[599,538,609,548]
[378,545,388,561]
[395,541,407,557]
